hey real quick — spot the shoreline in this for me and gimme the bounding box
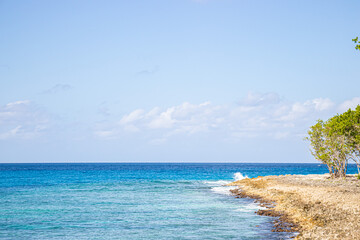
[230,187,301,236]
[228,174,360,239]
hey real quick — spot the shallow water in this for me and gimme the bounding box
[0,163,357,239]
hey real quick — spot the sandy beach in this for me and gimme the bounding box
[228,174,360,239]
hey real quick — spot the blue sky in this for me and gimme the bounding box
[0,0,359,163]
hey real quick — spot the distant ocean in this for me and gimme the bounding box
[0,163,357,239]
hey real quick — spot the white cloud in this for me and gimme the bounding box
[148,109,174,129]
[91,93,360,143]
[119,109,144,125]
[311,98,334,111]
[0,126,22,140]
[338,97,360,112]
[278,102,309,121]
[5,94,356,144]
[278,98,333,122]
[146,102,216,131]
[0,100,50,140]
[5,100,31,108]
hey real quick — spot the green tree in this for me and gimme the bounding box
[327,106,360,175]
[307,105,360,178]
[352,106,360,175]
[353,37,360,51]
[307,120,335,176]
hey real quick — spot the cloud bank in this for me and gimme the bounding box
[94,93,347,143]
[2,93,359,144]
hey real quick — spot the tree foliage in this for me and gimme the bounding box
[353,37,360,51]
[307,105,360,178]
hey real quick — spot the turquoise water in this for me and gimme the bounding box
[0,163,357,239]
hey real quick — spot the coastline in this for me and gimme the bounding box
[228,174,360,239]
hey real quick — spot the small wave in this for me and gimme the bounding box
[204,180,235,195]
[210,186,237,195]
[204,173,247,196]
[234,202,267,212]
[203,180,231,186]
[234,172,248,181]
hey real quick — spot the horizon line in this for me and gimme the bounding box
[0,162,321,164]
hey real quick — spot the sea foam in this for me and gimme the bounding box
[203,180,231,185]
[234,202,267,212]
[207,172,248,195]
[234,172,248,181]
[211,186,237,195]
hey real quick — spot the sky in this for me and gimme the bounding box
[0,0,359,163]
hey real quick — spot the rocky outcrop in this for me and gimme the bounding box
[228,174,360,239]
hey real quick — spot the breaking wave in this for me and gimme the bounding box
[206,172,248,195]
[234,172,248,181]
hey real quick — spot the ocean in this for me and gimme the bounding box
[0,163,357,239]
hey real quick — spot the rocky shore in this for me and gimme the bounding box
[227,174,360,239]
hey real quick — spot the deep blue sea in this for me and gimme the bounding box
[0,163,357,240]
